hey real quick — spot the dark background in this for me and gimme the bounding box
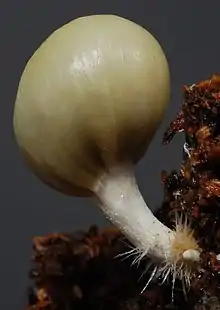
[1,0,220,308]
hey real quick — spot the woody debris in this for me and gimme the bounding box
[27,75,220,309]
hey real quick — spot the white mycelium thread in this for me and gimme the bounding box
[94,164,201,291]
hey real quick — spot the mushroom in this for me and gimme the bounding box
[13,15,200,286]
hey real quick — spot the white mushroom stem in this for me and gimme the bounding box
[94,163,202,265]
[94,163,174,262]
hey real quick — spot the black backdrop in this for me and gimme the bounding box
[1,0,220,308]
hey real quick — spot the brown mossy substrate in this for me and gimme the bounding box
[27,75,220,310]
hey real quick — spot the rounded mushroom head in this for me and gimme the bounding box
[13,14,170,197]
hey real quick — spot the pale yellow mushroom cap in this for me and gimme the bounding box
[13,14,170,196]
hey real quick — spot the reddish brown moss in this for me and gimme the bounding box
[27,75,220,309]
